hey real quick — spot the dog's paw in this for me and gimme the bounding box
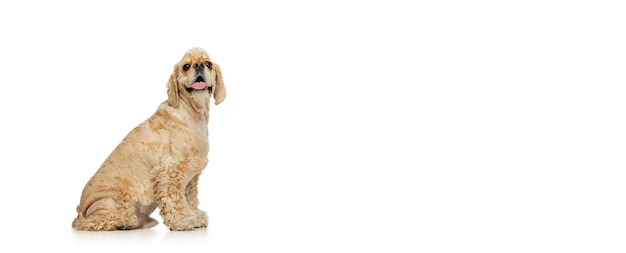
[164,212,198,231]
[194,211,208,228]
[169,226,195,231]
[167,220,196,231]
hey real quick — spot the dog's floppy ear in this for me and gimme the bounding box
[167,64,179,107]
[213,63,226,105]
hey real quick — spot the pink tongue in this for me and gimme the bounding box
[191,82,207,90]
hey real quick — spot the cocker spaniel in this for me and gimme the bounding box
[72,47,226,231]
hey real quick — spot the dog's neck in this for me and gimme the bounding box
[187,96,210,124]
[169,95,210,125]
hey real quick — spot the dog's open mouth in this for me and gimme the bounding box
[186,76,212,93]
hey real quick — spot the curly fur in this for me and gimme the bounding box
[72,47,226,231]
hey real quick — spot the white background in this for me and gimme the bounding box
[1,0,625,252]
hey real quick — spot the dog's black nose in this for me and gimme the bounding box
[193,62,204,70]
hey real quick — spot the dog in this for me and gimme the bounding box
[72,47,226,231]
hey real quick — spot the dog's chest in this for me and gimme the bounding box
[184,127,209,158]
[194,134,209,157]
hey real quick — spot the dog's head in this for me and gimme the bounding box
[167,47,226,109]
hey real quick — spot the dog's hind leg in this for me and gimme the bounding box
[72,198,128,231]
[72,197,139,231]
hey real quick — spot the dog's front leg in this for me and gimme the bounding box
[186,173,209,228]
[154,161,198,231]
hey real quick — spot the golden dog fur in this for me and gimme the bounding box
[72,47,226,231]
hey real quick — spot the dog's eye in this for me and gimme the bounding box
[205,61,212,69]
[183,64,190,71]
